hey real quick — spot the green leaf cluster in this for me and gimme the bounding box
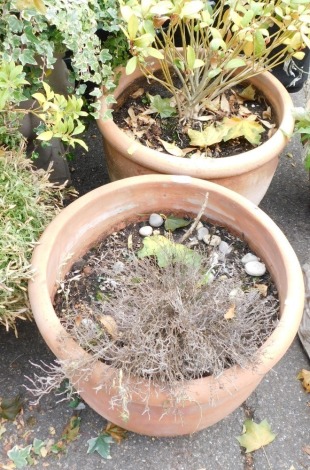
[0,148,64,332]
[120,0,310,121]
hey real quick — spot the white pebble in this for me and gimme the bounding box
[197,226,209,240]
[245,261,266,276]
[242,253,259,264]
[139,225,153,237]
[149,213,164,227]
[202,234,221,247]
[219,241,232,254]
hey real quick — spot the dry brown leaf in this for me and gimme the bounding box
[239,105,252,115]
[262,106,272,119]
[254,284,268,297]
[224,304,236,319]
[220,94,230,113]
[105,422,127,444]
[297,369,310,392]
[258,119,275,129]
[302,445,310,455]
[127,234,133,250]
[131,87,144,99]
[194,115,214,122]
[99,315,118,340]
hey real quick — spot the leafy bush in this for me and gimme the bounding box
[0,145,65,333]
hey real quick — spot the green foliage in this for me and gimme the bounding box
[87,433,114,459]
[164,216,191,232]
[120,0,310,121]
[147,94,177,118]
[293,107,310,168]
[7,445,32,468]
[236,419,276,453]
[0,0,129,116]
[0,147,64,332]
[137,235,202,268]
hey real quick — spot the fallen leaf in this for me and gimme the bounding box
[87,433,114,459]
[262,106,272,119]
[224,304,236,319]
[220,93,230,113]
[236,419,276,453]
[105,422,127,444]
[131,87,144,98]
[164,216,191,232]
[159,139,184,157]
[99,315,118,340]
[0,395,23,421]
[127,234,133,250]
[0,422,6,438]
[302,445,310,455]
[297,369,310,392]
[222,116,264,146]
[7,445,32,469]
[254,284,268,297]
[238,84,256,101]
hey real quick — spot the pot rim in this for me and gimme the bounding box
[28,175,304,405]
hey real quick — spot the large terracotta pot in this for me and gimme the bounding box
[28,175,304,436]
[97,63,294,205]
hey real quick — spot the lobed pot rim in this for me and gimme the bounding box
[28,175,304,406]
[97,66,295,179]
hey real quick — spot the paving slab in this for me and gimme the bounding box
[0,90,309,470]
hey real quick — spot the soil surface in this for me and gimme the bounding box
[113,75,275,159]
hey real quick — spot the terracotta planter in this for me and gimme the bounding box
[97,63,294,205]
[28,175,304,436]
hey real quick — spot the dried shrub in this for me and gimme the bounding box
[57,244,278,405]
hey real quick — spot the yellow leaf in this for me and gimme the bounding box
[236,419,276,453]
[297,369,310,393]
[238,85,256,101]
[222,116,264,146]
[159,139,184,157]
[254,284,268,297]
[224,304,235,319]
[36,130,54,141]
[99,315,118,340]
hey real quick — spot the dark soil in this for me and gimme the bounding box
[113,74,276,159]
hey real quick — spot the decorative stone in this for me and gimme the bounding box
[139,225,153,237]
[245,261,266,276]
[149,213,164,228]
[219,241,232,255]
[202,234,221,247]
[197,226,209,240]
[241,253,259,264]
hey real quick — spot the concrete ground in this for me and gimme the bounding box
[0,91,309,470]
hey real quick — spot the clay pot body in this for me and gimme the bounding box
[97,62,294,205]
[28,175,304,436]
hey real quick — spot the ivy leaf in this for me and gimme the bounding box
[148,94,176,118]
[7,445,32,468]
[87,433,114,459]
[297,369,310,392]
[32,438,45,456]
[164,216,191,232]
[221,116,264,145]
[137,235,201,268]
[236,419,276,453]
[0,395,23,420]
